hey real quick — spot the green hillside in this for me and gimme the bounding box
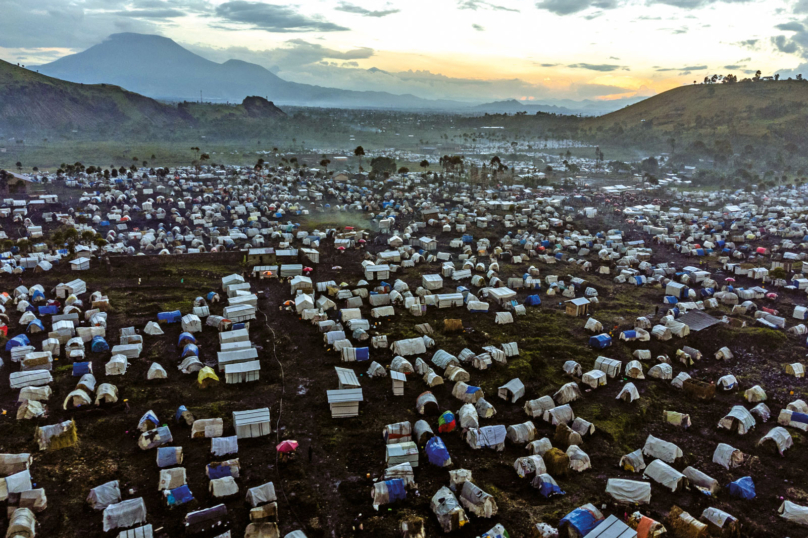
[0,60,284,139]
[582,80,808,151]
[0,59,193,135]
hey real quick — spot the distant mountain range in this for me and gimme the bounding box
[0,59,283,136]
[469,98,647,116]
[32,33,643,114]
[34,33,462,110]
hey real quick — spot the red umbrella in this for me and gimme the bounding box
[725,277,736,282]
[337,246,346,251]
[276,440,299,453]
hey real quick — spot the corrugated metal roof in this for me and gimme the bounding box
[232,408,270,425]
[327,389,364,403]
[586,515,637,538]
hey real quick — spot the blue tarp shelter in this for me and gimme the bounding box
[535,476,565,498]
[728,477,756,500]
[26,320,45,333]
[91,336,109,352]
[181,344,199,359]
[156,447,181,468]
[6,334,30,351]
[384,479,407,503]
[206,464,234,479]
[425,437,452,467]
[165,485,194,506]
[559,506,604,537]
[31,290,45,302]
[73,362,92,376]
[38,305,58,316]
[588,334,612,349]
[158,310,181,324]
[525,295,542,306]
[178,332,196,347]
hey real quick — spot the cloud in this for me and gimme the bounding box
[793,0,808,13]
[540,63,560,67]
[723,64,744,69]
[0,0,164,50]
[776,21,805,32]
[535,0,617,15]
[567,63,625,71]
[472,23,485,30]
[650,0,753,8]
[214,1,349,32]
[188,39,373,70]
[735,39,759,49]
[772,35,799,53]
[655,64,708,71]
[568,83,632,98]
[458,0,519,12]
[335,3,400,17]
[113,8,187,18]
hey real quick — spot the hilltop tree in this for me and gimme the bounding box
[15,162,21,173]
[369,156,396,179]
[398,167,409,174]
[354,146,365,170]
[319,158,331,173]
[419,159,429,171]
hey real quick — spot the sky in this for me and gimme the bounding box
[2,0,808,103]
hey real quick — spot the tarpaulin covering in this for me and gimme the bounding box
[588,334,612,349]
[438,411,456,433]
[425,436,452,467]
[533,473,565,498]
[91,336,109,352]
[559,504,604,537]
[6,334,30,351]
[178,332,196,346]
[165,485,194,506]
[385,478,406,503]
[156,447,182,468]
[727,476,756,499]
[158,310,181,324]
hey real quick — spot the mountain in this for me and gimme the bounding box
[0,59,283,136]
[36,33,463,110]
[471,97,649,116]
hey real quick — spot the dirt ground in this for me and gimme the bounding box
[1,200,807,538]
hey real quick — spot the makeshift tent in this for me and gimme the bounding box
[430,486,468,533]
[757,426,792,455]
[727,476,756,500]
[459,481,497,518]
[779,501,808,527]
[103,498,147,533]
[605,479,651,505]
[644,459,687,492]
[712,443,744,469]
[683,466,719,496]
[559,504,604,538]
[371,479,407,510]
[718,406,756,434]
[643,435,683,463]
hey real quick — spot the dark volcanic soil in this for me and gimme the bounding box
[0,204,806,538]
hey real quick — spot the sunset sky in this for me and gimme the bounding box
[3,0,808,103]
